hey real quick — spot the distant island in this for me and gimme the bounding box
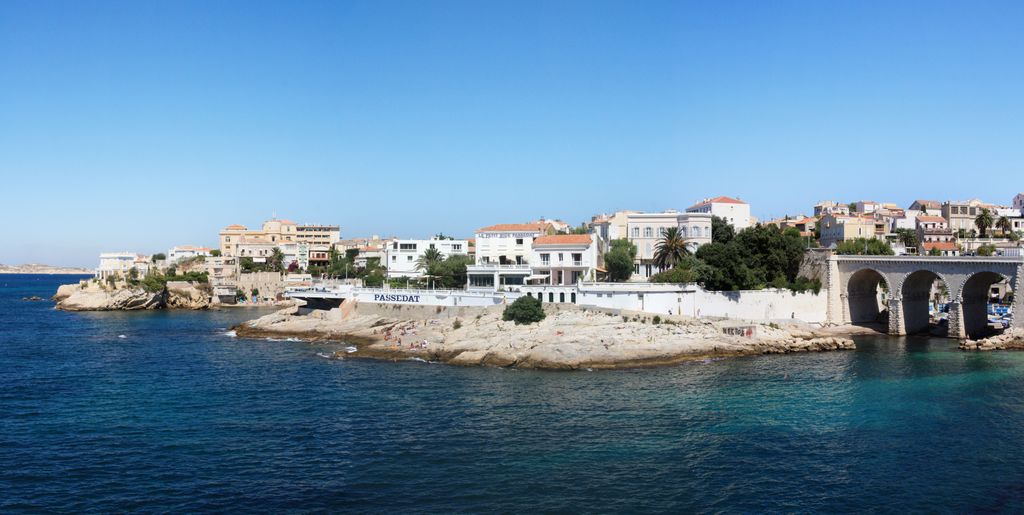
[0,263,93,275]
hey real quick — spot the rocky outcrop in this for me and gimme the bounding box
[56,287,165,311]
[165,281,211,310]
[960,329,1024,351]
[52,283,83,302]
[236,303,856,370]
[54,281,211,311]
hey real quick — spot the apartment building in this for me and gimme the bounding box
[818,214,876,248]
[96,252,151,280]
[626,211,712,279]
[466,222,551,290]
[219,218,340,257]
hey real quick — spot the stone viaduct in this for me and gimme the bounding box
[826,255,1024,339]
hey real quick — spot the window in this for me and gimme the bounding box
[452,244,462,251]
[680,226,687,237]
[693,226,701,237]
[558,253,563,262]
[516,238,524,245]
[399,243,416,251]
[548,293,554,303]
[540,253,550,265]
[429,243,435,249]
[572,253,582,264]
[632,227,640,237]
[559,292,565,303]
[644,227,653,238]
[659,227,667,236]
[407,256,413,261]
[571,292,576,303]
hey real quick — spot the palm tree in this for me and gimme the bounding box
[415,247,444,271]
[996,216,1012,237]
[269,247,285,272]
[652,227,690,270]
[975,208,994,238]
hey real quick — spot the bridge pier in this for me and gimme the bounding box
[888,297,905,336]
[947,301,966,340]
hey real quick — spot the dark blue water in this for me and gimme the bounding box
[3,274,1024,512]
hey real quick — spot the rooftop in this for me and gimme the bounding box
[688,196,747,209]
[477,223,550,233]
[533,234,593,246]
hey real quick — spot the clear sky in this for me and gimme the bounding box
[2,0,1022,266]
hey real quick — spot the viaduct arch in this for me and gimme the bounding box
[826,255,1023,340]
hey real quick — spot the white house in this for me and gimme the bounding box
[528,234,600,285]
[96,252,151,280]
[686,196,752,229]
[626,211,713,280]
[167,245,212,263]
[385,238,469,278]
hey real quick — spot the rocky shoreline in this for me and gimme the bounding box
[234,302,857,370]
[960,329,1024,351]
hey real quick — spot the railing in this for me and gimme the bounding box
[467,264,531,270]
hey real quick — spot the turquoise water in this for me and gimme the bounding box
[3,274,1024,512]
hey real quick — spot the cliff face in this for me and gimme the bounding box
[54,281,210,311]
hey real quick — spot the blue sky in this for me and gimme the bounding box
[2,0,1022,266]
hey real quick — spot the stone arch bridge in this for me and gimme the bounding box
[826,255,1024,339]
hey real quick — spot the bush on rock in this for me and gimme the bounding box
[502,296,546,325]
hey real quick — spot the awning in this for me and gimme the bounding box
[526,274,551,280]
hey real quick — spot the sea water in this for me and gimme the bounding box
[3,274,1024,512]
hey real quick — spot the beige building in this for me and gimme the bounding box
[819,214,877,248]
[219,219,339,256]
[626,211,712,279]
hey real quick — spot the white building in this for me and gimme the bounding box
[96,252,151,280]
[854,200,880,214]
[167,245,212,263]
[626,211,713,280]
[686,196,752,229]
[385,238,469,278]
[1013,193,1024,212]
[891,209,921,231]
[467,222,551,290]
[814,201,850,217]
[528,234,600,285]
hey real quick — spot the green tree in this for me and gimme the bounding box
[502,295,546,325]
[834,238,895,256]
[649,256,709,284]
[928,246,943,256]
[996,216,1012,237]
[604,239,636,282]
[975,208,994,238]
[128,267,139,281]
[731,224,805,285]
[210,249,222,257]
[977,244,997,256]
[711,215,735,244]
[416,247,444,271]
[893,228,918,249]
[569,224,590,235]
[652,227,690,270]
[151,253,166,263]
[694,242,758,290]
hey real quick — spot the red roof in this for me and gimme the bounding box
[224,224,247,230]
[916,215,947,223]
[533,234,592,246]
[477,223,549,233]
[688,196,747,209]
[923,242,958,251]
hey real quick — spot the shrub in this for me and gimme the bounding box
[652,315,662,324]
[453,319,462,330]
[502,296,546,325]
